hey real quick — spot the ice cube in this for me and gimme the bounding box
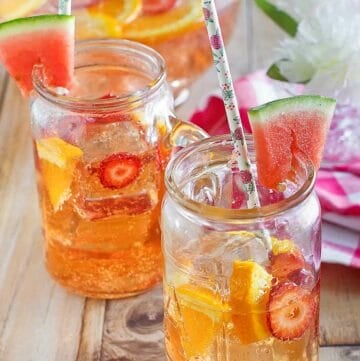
[82,121,147,162]
[74,192,156,220]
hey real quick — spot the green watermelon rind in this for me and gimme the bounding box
[248,95,336,124]
[0,15,74,39]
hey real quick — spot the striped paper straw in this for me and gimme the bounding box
[58,0,71,15]
[202,0,261,210]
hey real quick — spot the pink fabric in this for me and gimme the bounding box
[190,70,360,268]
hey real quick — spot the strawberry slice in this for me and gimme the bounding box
[270,249,306,280]
[99,153,141,189]
[267,282,316,341]
[142,0,177,15]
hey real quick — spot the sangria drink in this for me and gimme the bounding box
[39,0,240,103]
[31,39,206,298]
[162,136,321,361]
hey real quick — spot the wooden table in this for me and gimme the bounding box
[0,2,359,360]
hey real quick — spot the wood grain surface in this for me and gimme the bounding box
[0,1,359,360]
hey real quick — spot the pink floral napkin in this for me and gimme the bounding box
[190,71,360,268]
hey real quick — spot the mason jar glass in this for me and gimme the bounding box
[30,39,207,299]
[162,135,321,361]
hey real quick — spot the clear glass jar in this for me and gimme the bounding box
[30,39,207,299]
[162,135,321,361]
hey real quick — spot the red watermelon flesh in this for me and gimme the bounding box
[248,95,336,189]
[0,15,74,95]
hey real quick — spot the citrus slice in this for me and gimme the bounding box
[74,10,122,39]
[271,237,297,256]
[122,1,203,42]
[89,0,141,24]
[36,137,83,211]
[0,0,46,20]
[230,260,272,344]
[248,95,336,189]
[175,284,228,358]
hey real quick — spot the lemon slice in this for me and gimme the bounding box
[74,10,122,39]
[122,1,203,42]
[89,0,141,24]
[175,284,229,358]
[36,137,83,211]
[271,237,297,255]
[0,0,46,20]
[230,260,272,344]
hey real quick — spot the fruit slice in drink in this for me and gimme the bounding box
[248,95,336,188]
[0,0,46,20]
[122,0,203,42]
[0,15,74,94]
[173,284,229,358]
[229,260,272,344]
[36,137,83,211]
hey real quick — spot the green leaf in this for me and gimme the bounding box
[254,0,298,37]
[267,62,311,84]
[266,63,289,82]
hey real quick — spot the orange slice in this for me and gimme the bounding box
[36,137,83,211]
[175,284,229,358]
[0,0,46,20]
[122,1,203,42]
[89,0,141,24]
[230,260,272,344]
[74,10,122,39]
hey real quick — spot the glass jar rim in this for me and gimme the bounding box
[32,39,167,112]
[165,135,316,222]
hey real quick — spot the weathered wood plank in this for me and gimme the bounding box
[320,264,360,346]
[77,300,106,361]
[320,346,360,361]
[0,82,86,361]
[101,286,165,361]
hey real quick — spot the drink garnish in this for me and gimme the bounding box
[0,15,75,95]
[230,260,272,344]
[99,152,142,189]
[175,284,228,358]
[267,282,316,340]
[36,137,83,210]
[0,0,45,20]
[142,0,177,15]
[270,249,306,281]
[248,95,336,189]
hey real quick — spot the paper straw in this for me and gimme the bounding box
[202,1,271,249]
[58,0,71,15]
[202,0,261,209]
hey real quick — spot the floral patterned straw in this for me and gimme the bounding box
[202,0,261,209]
[58,0,71,15]
[202,0,271,249]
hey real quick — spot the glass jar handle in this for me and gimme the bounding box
[158,117,209,169]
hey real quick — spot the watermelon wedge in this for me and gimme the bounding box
[0,15,74,95]
[248,95,336,189]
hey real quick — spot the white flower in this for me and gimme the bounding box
[271,0,360,103]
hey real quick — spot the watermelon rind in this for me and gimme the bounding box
[0,14,74,39]
[248,95,336,124]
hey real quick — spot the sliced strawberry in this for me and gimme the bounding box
[142,0,177,15]
[270,249,306,280]
[267,282,316,341]
[99,93,117,100]
[99,153,141,189]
